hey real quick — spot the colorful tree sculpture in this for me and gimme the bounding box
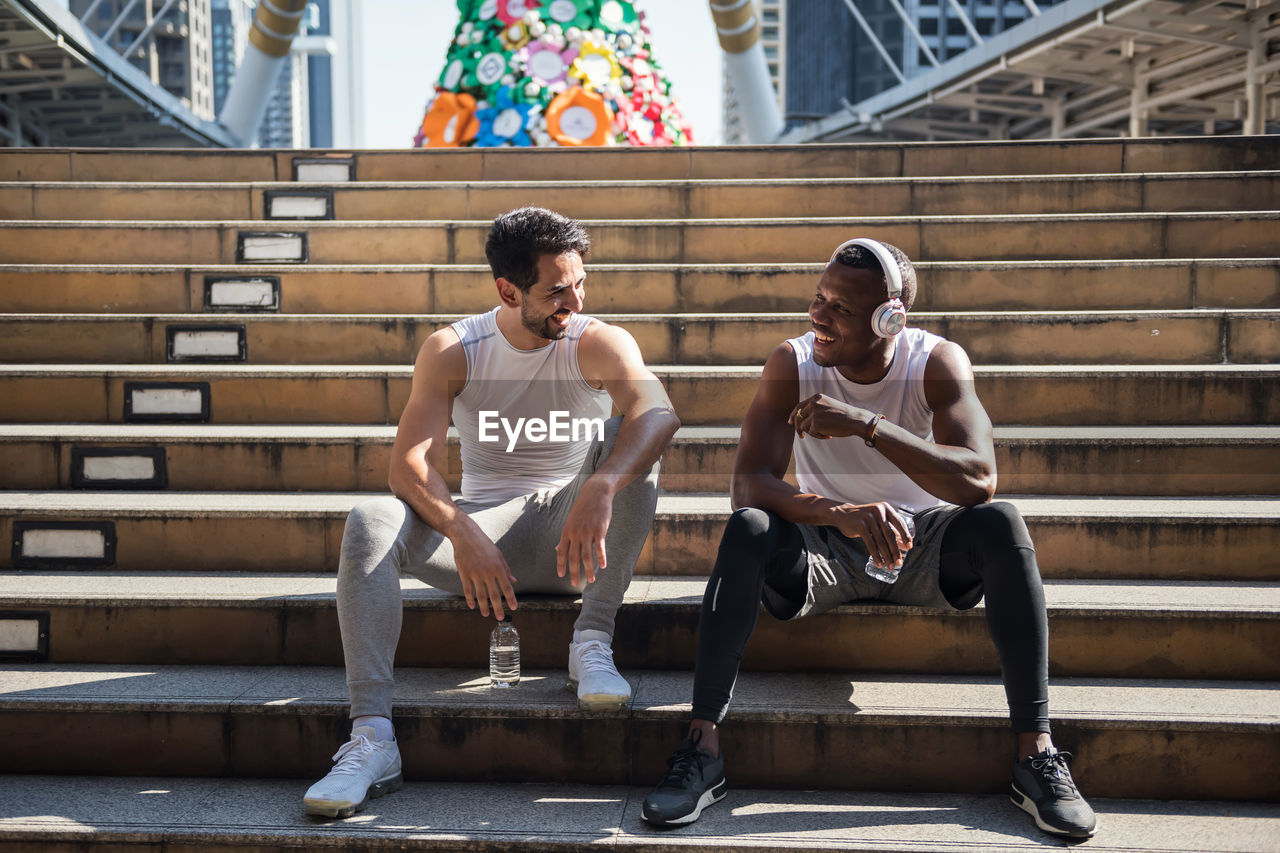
[415,0,694,148]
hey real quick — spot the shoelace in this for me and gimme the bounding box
[576,639,618,674]
[328,733,379,778]
[659,740,709,790]
[1030,750,1079,798]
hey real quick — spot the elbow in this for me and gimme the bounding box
[387,457,410,498]
[663,408,682,443]
[960,471,998,507]
[729,472,756,512]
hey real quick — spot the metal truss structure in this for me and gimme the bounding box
[0,0,232,146]
[783,0,1279,141]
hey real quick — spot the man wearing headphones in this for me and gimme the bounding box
[641,239,1096,839]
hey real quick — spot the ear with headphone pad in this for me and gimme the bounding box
[827,238,907,338]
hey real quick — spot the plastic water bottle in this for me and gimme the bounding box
[489,616,520,688]
[864,510,916,584]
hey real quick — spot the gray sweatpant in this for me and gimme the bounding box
[336,416,659,719]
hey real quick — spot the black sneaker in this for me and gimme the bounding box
[1011,747,1097,838]
[641,730,728,826]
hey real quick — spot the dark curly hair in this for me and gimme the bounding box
[832,241,917,311]
[484,207,591,292]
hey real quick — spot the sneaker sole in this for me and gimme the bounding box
[565,678,630,710]
[642,778,729,827]
[1010,783,1097,838]
[305,772,404,819]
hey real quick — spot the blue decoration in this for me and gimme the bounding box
[475,86,535,146]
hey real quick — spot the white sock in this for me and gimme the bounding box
[352,715,394,742]
[573,629,611,645]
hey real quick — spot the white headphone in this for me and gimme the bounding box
[827,238,907,338]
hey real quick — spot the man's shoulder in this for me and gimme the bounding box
[416,324,468,380]
[760,339,801,384]
[922,337,976,387]
[577,315,640,358]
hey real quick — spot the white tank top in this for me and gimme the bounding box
[451,308,613,503]
[789,327,947,514]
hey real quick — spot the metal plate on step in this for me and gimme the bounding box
[71,447,168,490]
[12,521,116,568]
[165,325,247,363]
[264,189,333,221]
[203,276,281,313]
[292,157,354,182]
[236,231,308,264]
[0,611,49,662]
[123,382,211,423]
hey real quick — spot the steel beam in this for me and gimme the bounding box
[122,0,182,57]
[840,0,907,84]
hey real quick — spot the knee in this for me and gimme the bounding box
[966,501,1033,551]
[340,497,410,575]
[720,507,785,557]
[345,496,407,536]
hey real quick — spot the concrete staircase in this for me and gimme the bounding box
[0,138,1277,852]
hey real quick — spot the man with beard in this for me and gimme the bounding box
[641,238,1096,839]
[305,207,680,818]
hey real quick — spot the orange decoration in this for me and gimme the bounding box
[546,87,613,147]
[420,92,480,148]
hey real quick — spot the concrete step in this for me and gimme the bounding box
[2,776,1276,853]
[2,259,1273,313]
[1,137,1273,182]
[3,572,1276,680]
[0,663,1275,801]
[4,172,1278,221]
[0,364,1274,426]
[3,425,1277,497]
[4,310,1276,366]
[1,492,1275,581]
[1,211,1278,265]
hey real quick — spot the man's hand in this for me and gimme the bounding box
[830,502,914,569]
[450,524,519,620]
[556,477,614,587]
[790,393,872,440]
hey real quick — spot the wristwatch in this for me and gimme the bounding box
[865,413,886,447]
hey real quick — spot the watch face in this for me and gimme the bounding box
[529,50,565,81]
[475,52,507,85]
[443,59,463,89]
[559,105,598,140]
[492,108,525,138]
[600,0,624,25]
[549,0,577,21]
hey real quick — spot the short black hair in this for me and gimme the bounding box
[832,241,917,311]
[484,207,591,292]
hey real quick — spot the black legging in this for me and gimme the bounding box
[691,502,1050,733]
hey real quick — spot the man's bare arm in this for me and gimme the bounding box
[791,341,996,506]
[558,321,680,585]
[733,343,916,568]
[388,328,518,619]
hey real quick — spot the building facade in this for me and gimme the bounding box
[71,0,216,120]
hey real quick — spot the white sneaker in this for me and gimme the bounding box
[567,630,632,710]
[303,726,403,818]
